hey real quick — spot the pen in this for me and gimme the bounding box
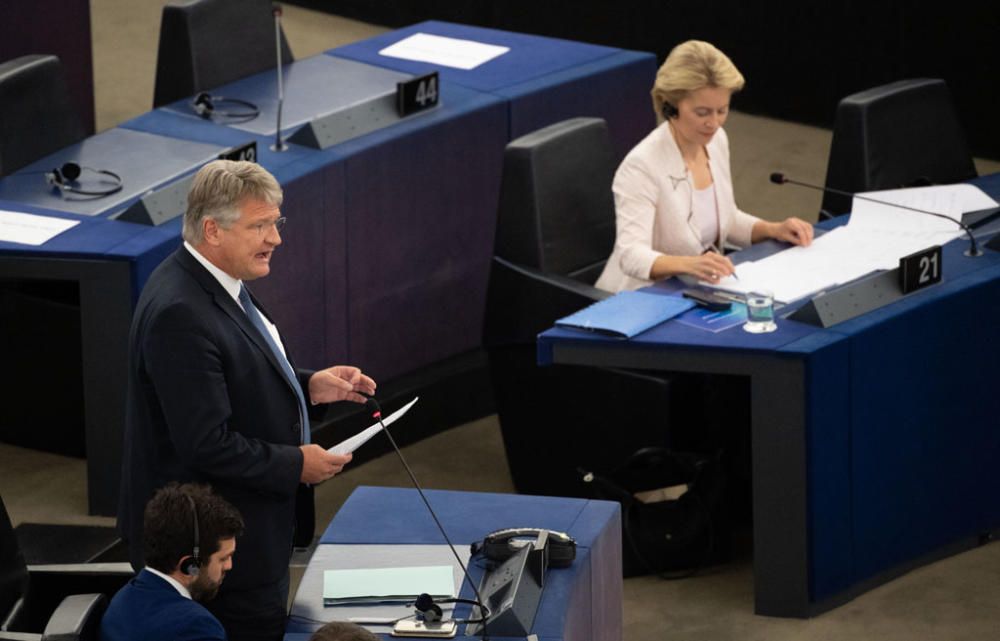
[706,245,739,280]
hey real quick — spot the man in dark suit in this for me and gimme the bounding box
[102,483,244,641]
[118,160,377,641]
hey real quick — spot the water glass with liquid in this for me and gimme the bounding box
[743,289,777,333]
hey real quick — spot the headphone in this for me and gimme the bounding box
[179,493,201,577]
[470,527,576,569]
[413,592,490,624]
[191,92,260,122]
[662,101,679,120]
[45,163,123,197]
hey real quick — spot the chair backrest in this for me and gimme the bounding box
[493,117,617,285]
[153,0,295,108]
[0,55,86,178]
[0,494,29,624]
[821,78,977,217]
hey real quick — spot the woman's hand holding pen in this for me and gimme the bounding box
[685,250,735,283]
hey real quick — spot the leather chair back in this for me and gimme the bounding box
[822,78,977,217]
[0,494,29,625]
[0,55,86,177]
[153,0,294,107]
[493,117,616,285]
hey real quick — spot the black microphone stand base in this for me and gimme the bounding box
[270,141,289,152]
[964,247,984,257]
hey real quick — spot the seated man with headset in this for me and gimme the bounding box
[100,483,244,641]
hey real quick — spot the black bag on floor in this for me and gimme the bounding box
[582,447,728,578]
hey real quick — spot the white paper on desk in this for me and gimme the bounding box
[378,33,509,70]
[0,210,79,245]
[849,184,998,234]
[327,397,418,455]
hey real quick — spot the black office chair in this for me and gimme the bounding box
[0,495,132,640]
[153,0,295,107]
[483,117,677,498]
[0,55,86,177]
[820,78,977,219]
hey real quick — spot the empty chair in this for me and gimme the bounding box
[0,494,133,640]
[153,0,294,107]
[483,117,675,498]
[0,55,86,177]
[821,78,977,218]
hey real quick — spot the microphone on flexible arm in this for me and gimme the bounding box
[769,172,983,257]
[270,4,288,152]
[364,397,492,640]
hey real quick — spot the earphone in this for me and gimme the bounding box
[413,592,490,624]
[191,92,260,122]
[179,493,201,577]
[470,527,577,569]
[662,101,679,119]
[45,162,123,197]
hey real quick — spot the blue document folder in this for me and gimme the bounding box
[555,291,696,338]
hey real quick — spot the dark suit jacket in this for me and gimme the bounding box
[117,246,310,593]
[100,569,226,641]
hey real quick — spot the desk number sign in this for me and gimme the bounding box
[397,72,439,117]
[219,141,257,163]
[899,245,942,294]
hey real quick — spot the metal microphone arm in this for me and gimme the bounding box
[770,172,982,257]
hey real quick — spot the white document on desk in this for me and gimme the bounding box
[379,33,509,69]
[327,397,418,455]
[705,184,999,304]
[0,210,79,245]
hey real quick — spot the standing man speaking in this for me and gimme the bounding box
[118,160,376,641]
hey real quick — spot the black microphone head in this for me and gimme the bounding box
[364,396,381,415]
[769,172,786,185]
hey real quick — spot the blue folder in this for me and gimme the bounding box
[554,291,695,338]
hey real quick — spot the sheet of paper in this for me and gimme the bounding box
[378,32,509,70]
[0,210,79,246]
[323,564,455,604]
[850,184,999,235]
[327,397,419,455]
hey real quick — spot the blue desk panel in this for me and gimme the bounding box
[328,21,657,163]
[329,21,621,92]
[293,486,621,641]
[537,179,1000,615]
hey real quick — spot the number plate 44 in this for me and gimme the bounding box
[899,245,942,294]
[397,72,440,117]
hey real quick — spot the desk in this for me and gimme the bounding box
[537,176,1000,617]
[0,23,654,516]
[285,486,622,641]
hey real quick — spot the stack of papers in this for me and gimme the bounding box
[705,184,998,304]
[322,565,455,605]
[555,291,695,338]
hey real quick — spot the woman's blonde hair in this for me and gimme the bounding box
[651,40,745,122]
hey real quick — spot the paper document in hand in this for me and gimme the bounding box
[323,564,455,605]
[328,397,418,455]
[0,210,79,246]
[378,33,509,70]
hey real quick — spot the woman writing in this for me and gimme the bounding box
[596,40,813,292]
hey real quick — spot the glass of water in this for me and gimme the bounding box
[743,289,777,333]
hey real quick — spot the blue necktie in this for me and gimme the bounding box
[238,284,310,444]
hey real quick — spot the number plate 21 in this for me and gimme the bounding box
[899,245,942,294]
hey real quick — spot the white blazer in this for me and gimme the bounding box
[595,123,760,292]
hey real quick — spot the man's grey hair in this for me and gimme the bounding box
[182,160,283,244]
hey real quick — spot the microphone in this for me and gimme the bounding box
[770,172,982,257]
[270,4,288,152]
[364,397,491,639]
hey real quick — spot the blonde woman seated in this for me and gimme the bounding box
[596,40,813,293]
